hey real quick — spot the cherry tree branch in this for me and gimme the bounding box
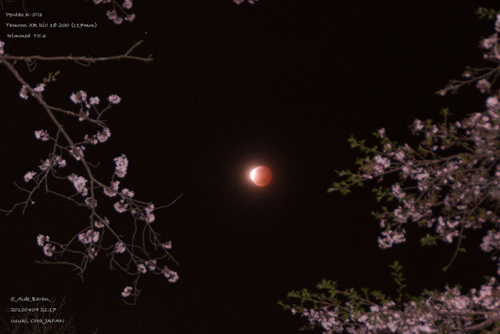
[2,40,152,67]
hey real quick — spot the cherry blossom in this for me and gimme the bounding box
[115,242,126,254]
[114,199,128,213]
[104,181,120,197]
[34,129,49,141]
[24,171,36,183]
[94,217,109,228]
[121,286,133,298]
[161,266,179,283]
[37,234,50,247]
[114,154,128,178]
[43,244,55,257]
[281,8,500,334]
[78,230,100,245]
[137,264,147,274]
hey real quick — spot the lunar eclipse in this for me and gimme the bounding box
[250,166,272,187]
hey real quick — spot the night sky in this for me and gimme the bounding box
[1,0,500,333]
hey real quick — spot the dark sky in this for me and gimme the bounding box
[1,0,500,333]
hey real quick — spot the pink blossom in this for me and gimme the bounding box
[121,286,132,298]
[161,266,179,283]
[108,94,121,104]
[38,159,51,171]
[137,263,147,274]
[114,200,128,213]
[104,181,120,197]
[115,242,126,254]
[121,188,135,198]
[94,217,110,228]
[146,259,156,271]
[33,83,45,93]
[78,230,100,244]
[88,247,98,259]
[114,154,128,178]
[68,174,88,196]
[43,244,55,257]
[19,85,28,100]
[85,197,97,208]
[124,13,135,22]
[122,0,132,9]
[413,119,424,131]
[113,16,123,25]
[89,96,100,105]
[106,10,117,21]
[481,34,497,50]
[37,234,49,247]
[69,145,86,161]
[34,129,49,141]
[24,171,36,182]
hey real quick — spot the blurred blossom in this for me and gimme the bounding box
[121,286,132,298]
[37,234,49,247]
[122,0,132,9]
[43,244,55,257]
[114,154,128,178]
[115,242,126,254]
[24,171,36,183]
[137,264,147,274]
[108,94,121,104]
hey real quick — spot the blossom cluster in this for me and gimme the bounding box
[280,8,500,334]
[69,89,119,123]
[1,0,178,306]
[90,0,135,24]
[284,277,500,334]
[30,144,175,296]
[121,262,178,298]
[438,13,500,96]
[327,12,500,276]
[15,87,177,302]
[19,82,45,100]
[31,144,176,300]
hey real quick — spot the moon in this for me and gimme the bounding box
[250,166,272,187]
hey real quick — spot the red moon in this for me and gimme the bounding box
[250,166,272,187]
